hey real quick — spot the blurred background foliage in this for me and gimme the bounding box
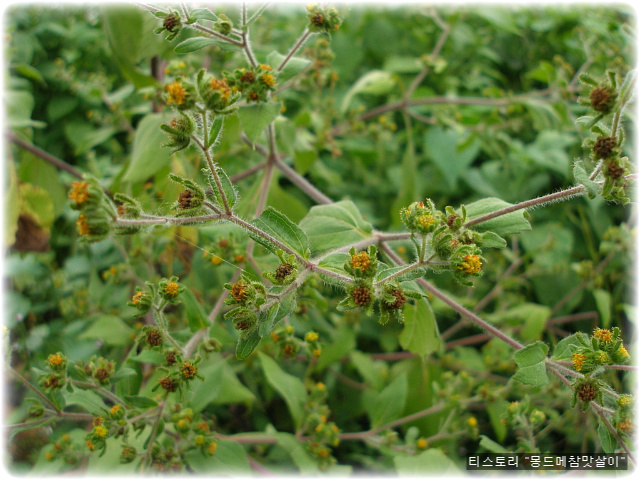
[4,3,635,474]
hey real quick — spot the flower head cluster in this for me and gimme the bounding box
[159,276,185,304]
[224,64,277,103]
[262,251,299,286]
[577,71,634,204]
[153,10,183,41]
[306,4,342,33]
[223,275,266,336]
[68,175,112,242]
[570,327,630,376]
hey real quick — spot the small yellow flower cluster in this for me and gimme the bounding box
[458,255,482,274]
[165,81,187,105]
[350,251,370,271]
[68,181,89,206]
[572,353,587,372]
[593,328,613,342]
[165,281,180,298]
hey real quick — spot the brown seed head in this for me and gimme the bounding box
[577,382,598,403]
[275,263,294,280]
[94,368,111,384]
[178,190,193,210]
[589,86,614,112]
[159,376,178,392]
[181,362,197,379]
[146,329,163,347]
[386,289,406,310]
[231,282,248,302]
[351,286,372,306]
[163,13,180,32]
[593,136,617,158]
[607,160,625,179]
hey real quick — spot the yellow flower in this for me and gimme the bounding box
[210,255,223,266]
[76,214,90,236]
[208,441,218,455]
[572,353,587,372]
[165,81,187,105]
[416,438,428,450]
[467,416,478,427]
[210,77,231,100]
[305,331,319,343]
[110,404,122,416]
[618,345,630,358]
[259,64,272,71]
[68,181,89,205]
[458,255,482,274]
[316,382,326,391]
[131,291,145,306]
[48,353,64,368]
[94,425,108,438]
[417,214,435,228]
[593,328,613,342]
[350,251,370,271]
[165,282,180,298]
[261,73,276,87]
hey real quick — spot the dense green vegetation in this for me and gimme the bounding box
[5,3,635,475]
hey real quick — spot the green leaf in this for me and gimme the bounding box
[512,341,549,387]
[486,398,509,443]
[6,90,46,128]
[189,358,225,412]
[266,50,312,84]
[123,113,173,183]
[368,372,408,428]
[299,200,373,254]
[78,315,134,346]
[206,165,238,211]
[110,367,138,383]
[424,127,481,190]
[258,352,307,429]
[63,389,107,416]
[275,432,320,474]
[315,324,357,371]
[174,37,219,54]
[236,102,281,143]
[19,183,54,230]
[101,6,157,88]
[189,8,217,22]
[249,207,310,258]
[462,197,532,236]
[236,328,261,360]
[316,252,351,286]
[592,289,612,328]
[183,440,251,474]
[501,303,550,343]
[181,288,209,332]
[573,161,600,198]
[598,423,617,454]
[63,122,120,156]
[207,116,224,150]
[394,449,461,475]
[399,298,441,358]
[124,395,159,409]
[342,70,396,112]
[476,231,507,249]
[375,264,426,283]
[479,434,509,453]
[4,160,19,247]
[552,334,582,361]
[259,292,296,337]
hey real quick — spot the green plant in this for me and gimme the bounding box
[5,3,635,475]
